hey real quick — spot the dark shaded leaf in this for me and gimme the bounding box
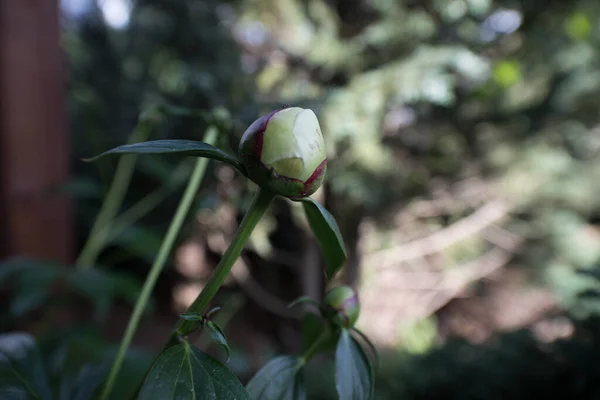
[8,261,63,318]
[298,198,347,279]
[0,387,29,400]
[207,321,231,362]
[85,139,244,173]
[110,348,155,400]
[70,363,110,400]
[66,268,143,320]
[335,329,374,400]
[56,177,102,199]
[350,328,380,371]
[246,356,305,400]
[0,333,52,400]
[138,342,249,400]
[301,313,338,355]
[110,225,162,263]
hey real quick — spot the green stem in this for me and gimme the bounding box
[100,127,218,400]
[76,122,151,269]
[300,329,330,366]
[105,161,189,242]
[164,187,276,348]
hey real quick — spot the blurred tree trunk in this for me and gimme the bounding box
[0,0,72,263]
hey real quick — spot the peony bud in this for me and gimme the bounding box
[323,286,360,328]
[238,107,327,199]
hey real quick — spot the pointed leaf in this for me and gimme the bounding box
[0,333,52,400]
[298,198,347,279]
[138,342,249,400]
[205,307,221,318]
[287,296,321,310]
[335,329,374,400]
[351,328,380,371]
[177,313,204,336]
[206,321,231,362]
[178,312,205,322]
[246,356,305,400]
[85,139,244,173]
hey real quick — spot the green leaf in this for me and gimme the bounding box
[206,321,231,362]
[10,262,63,318]
[287,296,321,310]
[205,306,221,318]
[70,363,110,400]
[57,177,102,199]
[0,333,53,400]
[246,356,306,400]
[301,313,338,355]
[178,312,205,322]
[85,139,244,173]
[350,328,380,371]
[110,348,155,400]
[298,198,347,279]
[138,342,249,400]
[66,268,143,320]
[110,225,162,263]
[335,329,374,400]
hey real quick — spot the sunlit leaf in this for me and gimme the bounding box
[493,60,521,87]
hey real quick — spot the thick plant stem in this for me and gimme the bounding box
[77,122,151,269]
[164,187,275,349]
[100,127,218,400]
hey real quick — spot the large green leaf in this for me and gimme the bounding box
[246,356,305,400]
[0,333,52,400]
[85,139,244,173]
[138,342,249,400]
[335,329,374,400]
[298,198,347,279]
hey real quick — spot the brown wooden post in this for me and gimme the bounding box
[0,0,72,263]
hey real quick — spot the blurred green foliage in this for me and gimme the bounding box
[4,0,600,398]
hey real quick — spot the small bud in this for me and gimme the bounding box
[323,286,360,328]
[238,107,327,199]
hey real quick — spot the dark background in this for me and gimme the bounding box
[2,0,600,398]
